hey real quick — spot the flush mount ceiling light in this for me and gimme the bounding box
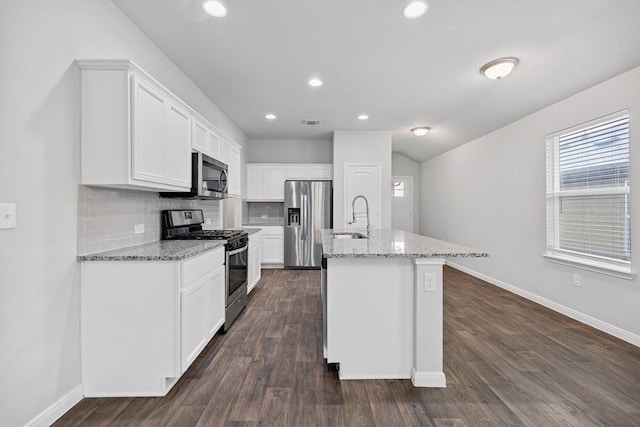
[265,113,277,120]
[403,1,429,19]
[308,78,323,87]
[480,57,519,80]
[358,114,369,120]
[202,0,227,17]
[411,126,431,136]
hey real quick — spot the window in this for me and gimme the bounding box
[545,110,631,277]
[392,181,405,198]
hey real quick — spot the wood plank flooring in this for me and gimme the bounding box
[55,266,640,426]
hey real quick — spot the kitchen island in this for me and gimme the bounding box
[321,229,487,387]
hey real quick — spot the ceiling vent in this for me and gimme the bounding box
[301,119,321,126]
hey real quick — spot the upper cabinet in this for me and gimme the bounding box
[246,165,286,201]
[286,164,333,180]
[191,116,222,161]
[246,163,332,201]
[78,60,192,192]
[221,139,242,197]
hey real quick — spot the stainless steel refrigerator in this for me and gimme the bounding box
[284,180,332,268]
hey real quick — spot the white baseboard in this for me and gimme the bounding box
[411,369,446,387]
[25,384,83,427]
[446,261,640,348]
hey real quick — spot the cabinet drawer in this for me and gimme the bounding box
[182,247,225,287]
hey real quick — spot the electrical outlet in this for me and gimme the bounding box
[0,203,16,229]
[424,273,437,292]
[205,218,212,224]
[572,273,581,287]
[134,223,145,235]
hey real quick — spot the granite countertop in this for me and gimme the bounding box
[244,228,262,235]
[321,229,489,259]
[243,222,284,227]
[77,240,227,262]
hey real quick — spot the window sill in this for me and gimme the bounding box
[542,253,634,280]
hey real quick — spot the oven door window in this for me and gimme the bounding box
[228,247,248,298]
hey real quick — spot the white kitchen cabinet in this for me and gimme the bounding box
[285,164,333,180]
[246,164,286,200]
[261,226,284,267]
[78,60,192,192]
[246,163,332,201]
[81,246,225,397]
[192,116,222,161]
[247,231,263,293]
[222,139,242,197]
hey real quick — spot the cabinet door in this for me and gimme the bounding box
[265,167,286,200]
[181,279,207,372]
[246,166,265,200]
[132,77,165,183]
[192,119,208,154]
[286,165,309,180]
[309,164,333,179]
[205,267,225,337]
[262,235,284,264]
[207,130,222,160]
[165,102,191,188]
[345,164,381,231]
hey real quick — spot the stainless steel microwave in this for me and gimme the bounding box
[161,152,228,199]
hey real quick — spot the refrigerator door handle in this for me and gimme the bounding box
[301,194,308,240]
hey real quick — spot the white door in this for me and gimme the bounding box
[345,164,381,231]
[391,176,413,232]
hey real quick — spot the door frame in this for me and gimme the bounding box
[391,175,413,233]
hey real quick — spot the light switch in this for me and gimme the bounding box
[423,272,437,292]
[134,223,145,235]
[0,203,16,229]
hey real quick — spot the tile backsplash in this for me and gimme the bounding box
[77,185,222,255]
[244,201,284,225]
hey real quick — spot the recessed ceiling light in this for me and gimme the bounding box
[411,126,431,136]
[358,114,369,120]
[403,1,429,19]
[480,57,519,80]
[202,0,227,17]
[308,78,323,87]
[265,114,277,120]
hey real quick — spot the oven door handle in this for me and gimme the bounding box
[227,246,247,256]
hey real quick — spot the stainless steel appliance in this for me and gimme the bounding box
[284,180,332,269]
[161,209,247,331]
[161,152,228,199]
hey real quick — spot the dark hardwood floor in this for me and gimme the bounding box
[55,267,640,426]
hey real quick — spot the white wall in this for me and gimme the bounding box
[420,65,640,344]
[0,1,246,425]
[392,153,420,233]
[247,139,332,163]
[333,132,392,229]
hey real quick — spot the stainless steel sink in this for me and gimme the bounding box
[331,232,367,239]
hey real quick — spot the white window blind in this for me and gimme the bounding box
[545,111,631,273]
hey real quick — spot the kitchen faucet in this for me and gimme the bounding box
[349,195,372,236]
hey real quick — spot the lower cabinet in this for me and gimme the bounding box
[248,232,263,294]
[261,226,284,267]
[81,247,225,397]
[181,264,225,372]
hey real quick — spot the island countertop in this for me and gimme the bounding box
[77,240,226,262]
[321,229,488,259]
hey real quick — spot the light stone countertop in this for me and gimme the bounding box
[77,240,227,262]
[243,228,262,235]
[321,229,489,259]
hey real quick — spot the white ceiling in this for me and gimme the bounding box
[112,0,640,162]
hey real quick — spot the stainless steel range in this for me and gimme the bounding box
[161,209,248,332]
